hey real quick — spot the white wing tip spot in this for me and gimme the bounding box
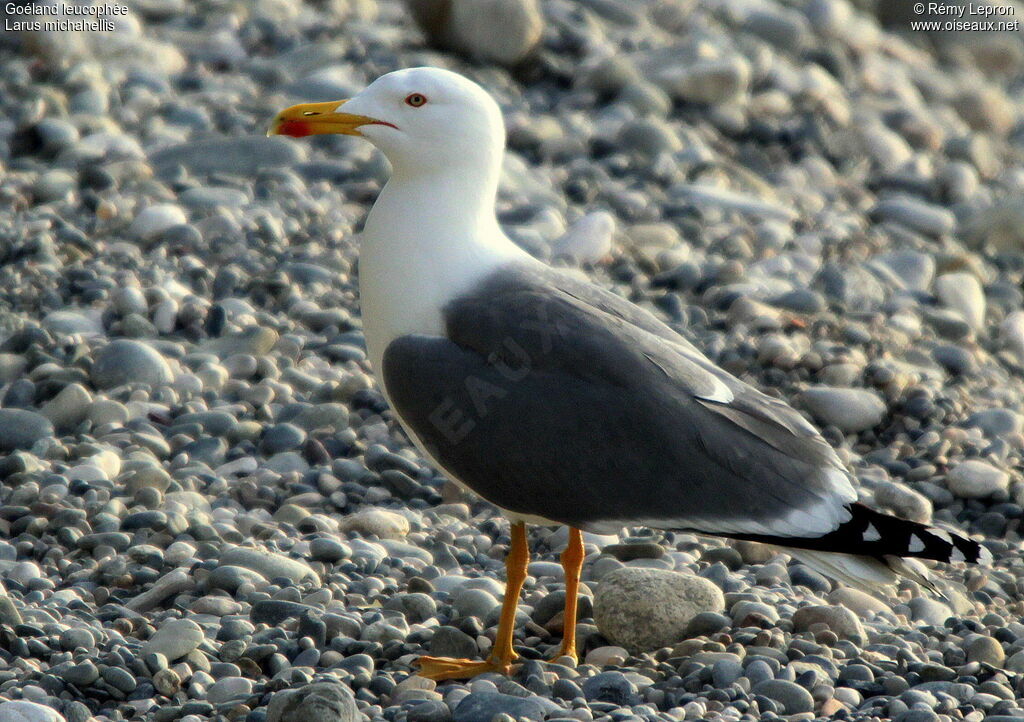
[863,523,881,541]
[703,377,734,404]
[908,534,925,553]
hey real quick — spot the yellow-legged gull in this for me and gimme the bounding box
[270,67,990,680]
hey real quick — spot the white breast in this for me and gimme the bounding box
[357,180,529,376]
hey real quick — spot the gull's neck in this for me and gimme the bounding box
[359,160,529,372]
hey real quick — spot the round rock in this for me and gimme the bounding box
[339,509,410,539]
[266,680,358,722]
[206,676,253,704]
[946,460,1009,499]
[0,409,54,452]
[128,204,187,241]
[140,618,204,661]
[791,604,865,643]
[406,0,543,67]
[593,567,725,652]
[752,679,815,714]
[966,636,1005,667]
[800,386,886,433]
[936,271,985,331]
[452,692,545,722]
[0,700,66,722]
[91,340,173,389]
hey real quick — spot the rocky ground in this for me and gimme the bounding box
[1,0,1024,721]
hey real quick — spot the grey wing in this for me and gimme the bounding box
[536,265,849,471]
[382,267,856,537]
[525,264,705,351]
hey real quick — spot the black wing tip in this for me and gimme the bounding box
[844,504,991,566]
[724,503,993,566]
[956,537,994,566]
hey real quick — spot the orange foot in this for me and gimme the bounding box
[548,645,577,665]
[416,655,518,681]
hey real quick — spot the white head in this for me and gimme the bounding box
[270,67,506,179]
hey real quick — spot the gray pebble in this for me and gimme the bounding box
[429,626,477,659]
[752,679,815,713]
[141,619,204,661]
[90,340,172,389]
[266,680,358,722]
[800,386,886,433]
[0,409,54,452]
[452,692,546,722]
[61,661,99,686]
[873,197,955,237]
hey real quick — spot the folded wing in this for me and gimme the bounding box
[382,264,857,539]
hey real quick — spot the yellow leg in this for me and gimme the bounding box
[551,527,584,662]
[417,522,530,680]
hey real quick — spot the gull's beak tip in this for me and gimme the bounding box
[266,110,287,137]
[266,99,368,139]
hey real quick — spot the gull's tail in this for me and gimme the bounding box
[733,503,992,594]
[785,548,938,595]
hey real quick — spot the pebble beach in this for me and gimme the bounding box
[1,1,1024,721]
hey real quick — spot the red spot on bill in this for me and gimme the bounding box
[276,119,312,137]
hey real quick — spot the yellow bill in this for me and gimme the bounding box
[268,100,394,138]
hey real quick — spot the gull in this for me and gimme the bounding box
[270,67,990,680]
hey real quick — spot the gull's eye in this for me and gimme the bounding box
[405,93,427,108]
